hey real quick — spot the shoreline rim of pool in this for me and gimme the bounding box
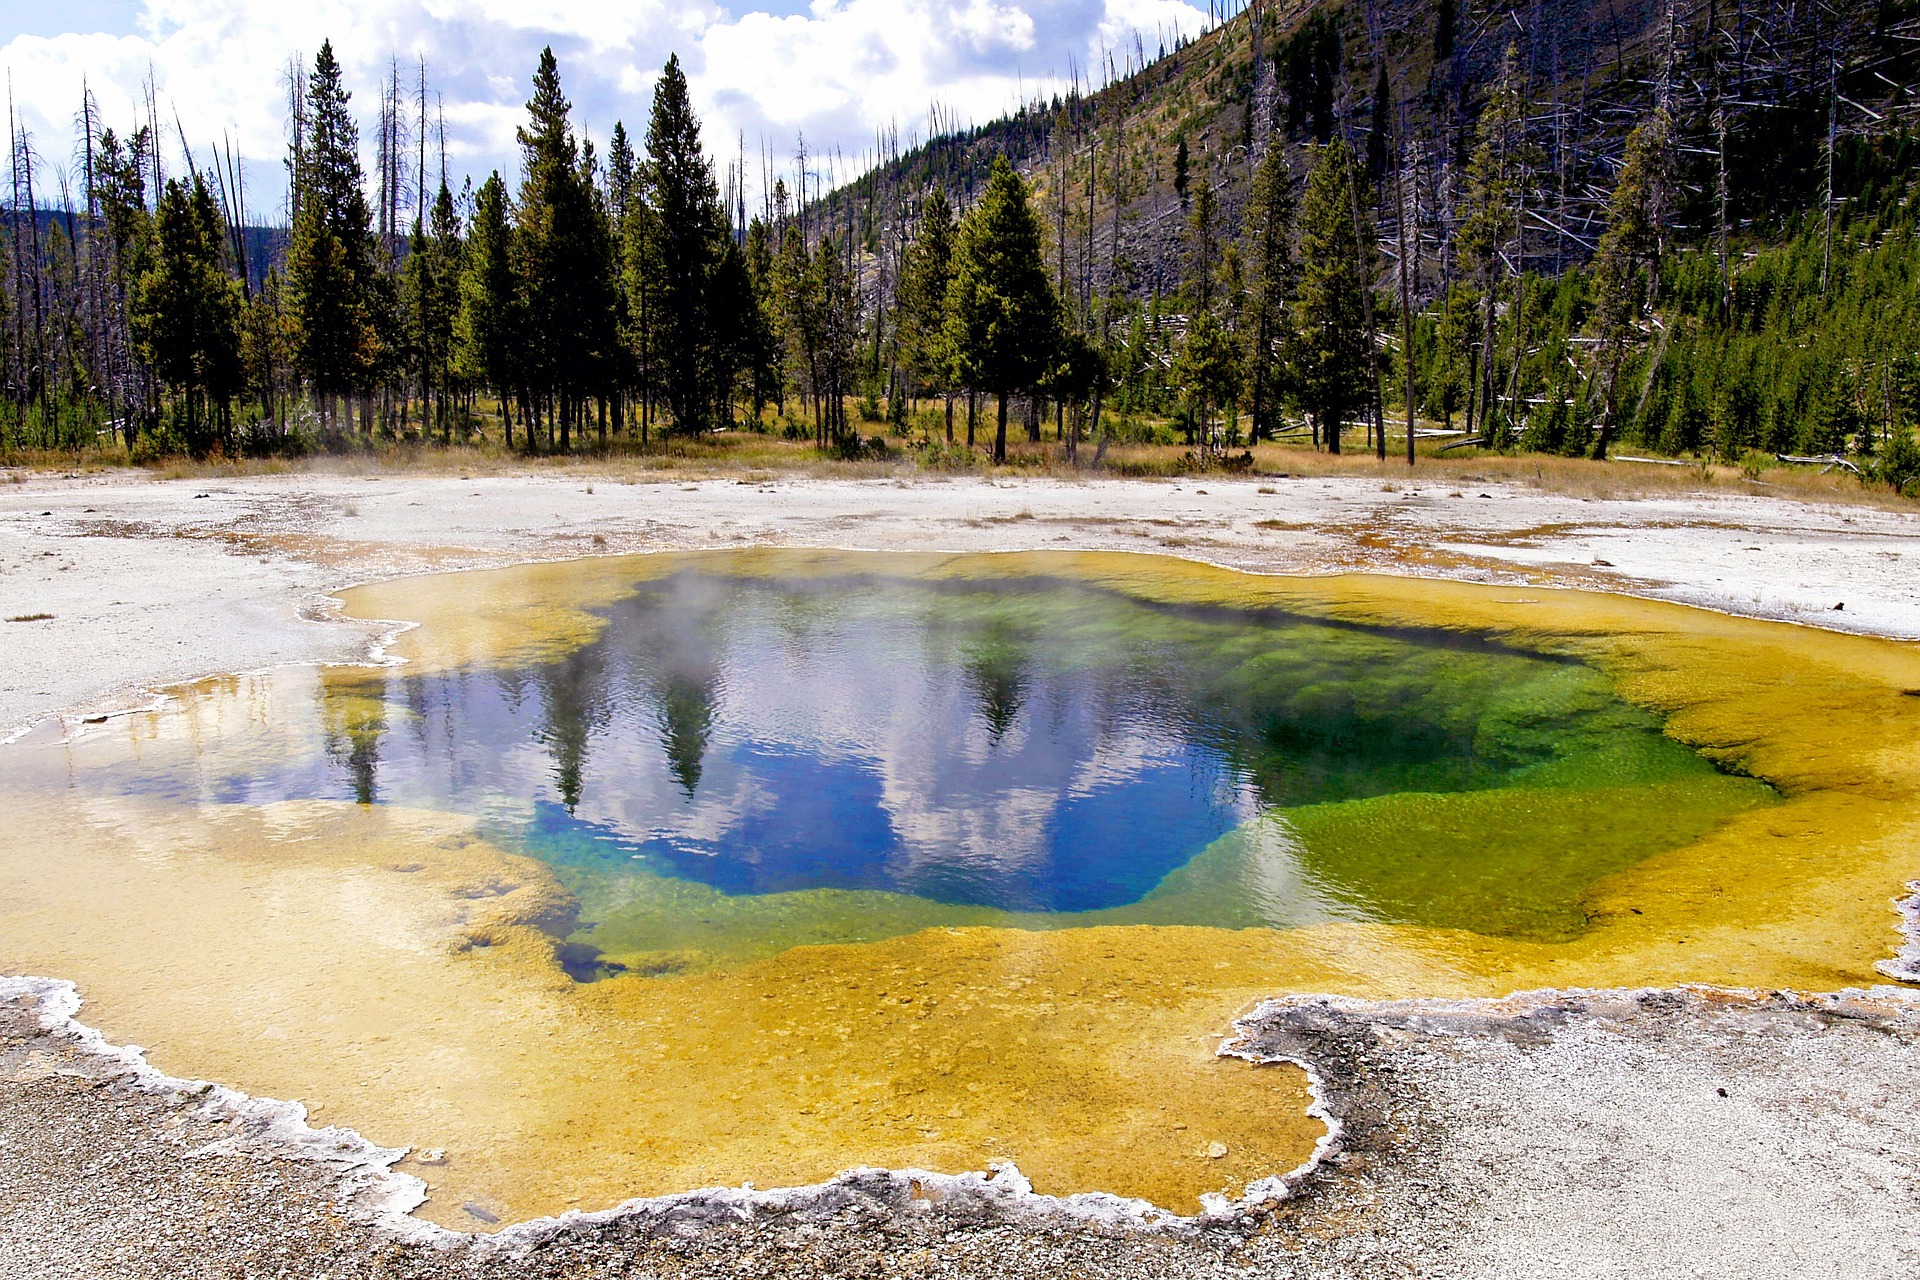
[0,971,1341,1241]
[10,970,1919,1246]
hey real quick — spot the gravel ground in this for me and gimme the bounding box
[2,466,1918,1277]
[5,979,1916,1280]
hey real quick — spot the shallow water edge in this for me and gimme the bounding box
[0,974,1330,1249]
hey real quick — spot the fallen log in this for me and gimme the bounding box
[1613,454,1700,467]
[1775,453,1863,476]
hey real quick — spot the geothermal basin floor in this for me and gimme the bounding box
[1,466,1917,1278]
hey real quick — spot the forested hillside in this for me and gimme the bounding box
[3,1,1918,486]
[829,0,1920,471]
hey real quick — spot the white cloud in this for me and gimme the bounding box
[0,0,1206,220]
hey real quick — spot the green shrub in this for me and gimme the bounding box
[917,440,981,471]
[1878,426,1920,494]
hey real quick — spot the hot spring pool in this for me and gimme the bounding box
[3,550,1914,1228]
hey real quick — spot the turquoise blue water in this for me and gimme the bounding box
[85,567,1774,958]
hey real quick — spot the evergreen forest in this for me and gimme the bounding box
[3,0,1919,492]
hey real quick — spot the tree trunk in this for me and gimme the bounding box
[1478,271,1497,441]
[994,391,1009,464]
[1088,384,1104,468]
[1463,331,1481,440]
[1399,156,1415,467]
[1347,148,1385,461]
[1591,359,1622,461]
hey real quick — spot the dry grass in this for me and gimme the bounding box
[3,431,1911,512]
[6,436,916,485]
[1235,444,1916,511]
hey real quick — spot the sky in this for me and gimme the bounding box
[1,0,1212,222]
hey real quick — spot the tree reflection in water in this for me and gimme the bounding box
[295,568,1767,940]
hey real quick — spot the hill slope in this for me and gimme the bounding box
[817,0,1920,464]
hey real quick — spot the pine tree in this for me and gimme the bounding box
[1293,140,1369,455]
[1186,176,1219,316]
[1894,352,1920,432]
[401,216,432,432]
[1283,10,1342,144]
[1051,328,1108,463]
[606,122,636,226]
[1588,109,1674,460]
[772,225,820,437]
[91,127,152,295]
[454,172,519,446]
[1367,62,1392,181]
[708,239,754,430]
[89,126,155,441]
[644,54,730,436]
[579,141,622,445]
[514,48,613,451]
[240,269,294,441]
[1242,149,1298,442]
[1423,283,1475,430]
[943,157,1063,464]
[602,120,640,436]
[619,185,662,443]
[286,40,379,435]
[129,174,242,452]
[741,217,781,424]
[1173,310,1240,456]
[1456,48,1530,443]
[427,182,463,440]
[897,190,956,426]
[812,234,859,447]
[515,46,574,446]
[401,185,461,443]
